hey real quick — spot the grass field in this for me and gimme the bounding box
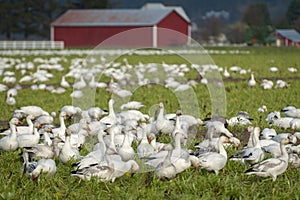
[0,46,300,199]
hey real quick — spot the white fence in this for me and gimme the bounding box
[0,41,64,49]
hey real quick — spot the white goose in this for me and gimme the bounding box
[100,99,118,127]
[6,93,16,106]
[20,106,49,117]
[154,145,177,180]
[1,114,35,135]
[22,151,57,180]
[0,118,20,151]
[72,153,139,183]
[117,130,135,162]
[31,159,57,180]
[245,137,291,181]
[59,129,81,164]
[25,137,62,160]
[197,135,229,175]
[52,111,67,138]
[136,131,155,159]
[281,106,300,118]
[155,102,175,135]
[17,122,41,148]
[248,72,256,87]
[229,127,265,165]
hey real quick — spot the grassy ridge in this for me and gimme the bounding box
[1,47,300,199]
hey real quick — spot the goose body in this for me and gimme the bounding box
[282,106,300,118]
[230,127,265,165]
[245,137,291,181]
[22,151,57,180]
[197,136,229,174]
[17,123,41,148]
[20,106,49,117]
[59,130,81,164]
[248,72,256,87]
[0,118,20,151]
[155,102,175,135]
[31,159,57,180]
[2,114,35,135]
[154,146,177,180]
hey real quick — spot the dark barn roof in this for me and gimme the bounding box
[52,9,183,27]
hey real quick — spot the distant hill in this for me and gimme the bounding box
[114,0,291,25]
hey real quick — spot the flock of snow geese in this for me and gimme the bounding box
[0,49,299,183]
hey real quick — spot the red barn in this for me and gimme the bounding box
[274,29,300,47]
[51,3,191,48]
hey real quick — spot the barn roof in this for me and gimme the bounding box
[52,9,180,27]
[276,29,300,42]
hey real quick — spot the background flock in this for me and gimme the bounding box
[0,48,299,183]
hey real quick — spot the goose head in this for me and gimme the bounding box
[10,117,22,126]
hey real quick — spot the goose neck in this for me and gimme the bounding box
[218,137,227,159]
[280,141,288,161]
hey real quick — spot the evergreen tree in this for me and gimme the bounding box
[242,3,273,44]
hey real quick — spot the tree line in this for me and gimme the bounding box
[0,0,299,43]
[197,0,300,44]
[0,0,116,40]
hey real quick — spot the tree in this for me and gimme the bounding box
[286,0,300,31]
[226,21,247,43]
[242,3,273,44]
[0,0,18,39]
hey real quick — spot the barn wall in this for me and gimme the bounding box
[53,26,153,48]
[157,11,189,46]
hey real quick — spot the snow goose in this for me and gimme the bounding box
[60,105,82,118]
[120,101,145,110]
[147,133,169,153]
[205,120,233,138]
[248,72,256,87]
[25,137,63,160]
[1,114,35,136]
[72,154,139,182]
[30,158,57,180]
[260,79,273,90]
[17,122,41,148]
[73,76,86,90]
[192,126,221,155]
[137,131,155,159]
[74,131,107,171]
[60,75,70,88]
[223,67,230,78]
[117,129,135,162]
[229,127,265,165]
[281,106,300,118]
[275,80,289,88]
[52,111,67,138]
[257,105,267,113]
[100,99,118,127]
[146,132,196,174]
[20,106,49,117]
[0,118,21,151]
[172,110,188,146]
[266,111,293,130]
[88,107,108,121]
[154,145,177,180]
[155,102,175,135]
[245,137,291,181]
[260,128,277,140]
[290,118,300,130]
[197,135,229,175]
[6,93,16,106]
[59,129,81,164]
[227,111,252,127]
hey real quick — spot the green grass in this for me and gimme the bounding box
[1,46,300,199]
